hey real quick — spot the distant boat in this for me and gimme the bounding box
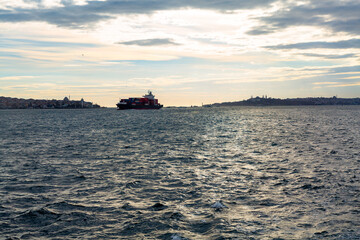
[116,91,163,110]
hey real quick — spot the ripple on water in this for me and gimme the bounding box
[0,107,359,239]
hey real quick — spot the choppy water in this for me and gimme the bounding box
[0,106,359,239]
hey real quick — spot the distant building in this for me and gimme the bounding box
[0,96,101,109]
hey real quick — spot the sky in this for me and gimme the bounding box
[0,0,359,107]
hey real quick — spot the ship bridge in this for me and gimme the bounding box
[143,90,155,100]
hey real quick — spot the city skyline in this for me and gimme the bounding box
[1,0,359,107]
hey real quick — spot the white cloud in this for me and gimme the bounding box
[0,76,35,80]
[341,76,360,79]
[323,82,360,88]
[0,0,37,10]
[42,0,63,8]
[312,82,340,85]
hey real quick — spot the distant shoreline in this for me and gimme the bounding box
[204,96,360,107]
[0,96,101,109]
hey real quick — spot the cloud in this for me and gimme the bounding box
[323,82,360,88]
[0,76,35,80]
[246,28,275,35]
[248,0,360,35]
[301,53,358,59]
[0,6,110,28]
[266,39,360,50]
[341,76,360,80]
[0,0,277,28]
[312,82,340,85]
[326,65,360,75]
[294,65,360,78]
[117,38,179,46]
[2,37,100,48]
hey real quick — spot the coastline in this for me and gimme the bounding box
[0,96,101,109]
[204,96,360,107]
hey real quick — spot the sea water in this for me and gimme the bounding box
[0,106,359,239]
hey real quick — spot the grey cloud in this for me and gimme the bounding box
[246,28,275,35]
[0,8,111,28]
[327,65,360,74]
[293,65,360,74]
[0,11,36,22]
[0,0,277,28]
[266,39,360,50]
[248,1,360,35]
[301,53,357,59]
[117,38,179,46]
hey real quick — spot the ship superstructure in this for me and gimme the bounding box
[116,91,163,110]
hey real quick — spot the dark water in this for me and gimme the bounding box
[0,106,359,239]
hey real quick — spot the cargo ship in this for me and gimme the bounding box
[116,91,163,110]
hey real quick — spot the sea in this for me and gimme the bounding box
[0,106,359,240]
